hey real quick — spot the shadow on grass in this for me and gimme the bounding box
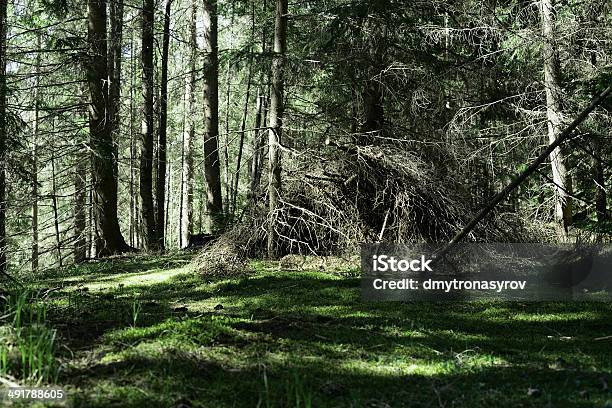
[41,256,612,407]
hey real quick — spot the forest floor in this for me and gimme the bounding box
[19,252,612,407]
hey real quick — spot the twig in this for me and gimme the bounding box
[594,335,612,341]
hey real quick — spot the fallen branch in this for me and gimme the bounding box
[594,335,612,341]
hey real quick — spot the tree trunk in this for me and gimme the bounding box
[155,0,172,251]
[50,148,63,267]
[74,88,88,264]
[181,1,197,248]
[231,2,256,215]
[0,0,7,273]
[248,89,266,197]
[202,0,223,233]
[540,0,572,240]
[86,0,129,256]
[140,0,157,250]
[267,0,288,259]
[108,0,123,179]
[248,0,268,199]
[31,34,41,272]
[223,60,231,217]
[591,138,607,225]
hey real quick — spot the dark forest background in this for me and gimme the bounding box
[0,0,610,273]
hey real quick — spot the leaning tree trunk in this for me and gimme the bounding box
[0,0,7,273]
[181,0,197,248]
[140,0,157,250]
[541,0,572,240]
[202,0,223,233]
[155,0,172,251]
[86,0,129,256]
[267,0,288,259]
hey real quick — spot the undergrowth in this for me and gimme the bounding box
[0,288,59,384]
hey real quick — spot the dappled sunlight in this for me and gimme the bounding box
[26,254,611,407]
[80,268,192,291]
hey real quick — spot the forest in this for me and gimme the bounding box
[0,0,611,406]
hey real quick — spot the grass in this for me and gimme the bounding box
[0,288,59,385]
[13,252,612,407]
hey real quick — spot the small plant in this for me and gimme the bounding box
[131,298,142,327]
[257,368,312,408]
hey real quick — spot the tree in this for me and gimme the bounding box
[180,0,197,248]
[156,0,172,250]
[140,0,157,250]
[86,0,130,256]
[31,33,41,271]
[202,0,223,233]
[74,87,88,264]
[540,0,572,240]
[267,0,288,258]
[108,0,123,177]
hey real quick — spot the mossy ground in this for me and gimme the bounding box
[16,253,612,407]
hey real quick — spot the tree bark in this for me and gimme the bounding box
[86,0,130,256]
[540,0,572,240]
[267,0,288,259]
[181,1,196,248]
[155,0,172,250]
[202,0,223,233]
[140,0,157,250]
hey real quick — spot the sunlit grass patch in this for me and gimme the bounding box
[27,253,612,407]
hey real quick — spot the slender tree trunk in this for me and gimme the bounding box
[591,138,607,225]
[155,0,172,250]
[223,59,231,216]
[202,0,223,232]
[540,0,572,240]
[50,148,63,267]
[0,0,7,273]
[88,179,93,257]
[181,1,197,248]
[74,88,88,264]
[267,0,288,259]
[31,34,41,272]
[248,89,265,197]
[74,156,87,263]
[86,0,130,256]
[140,0,157,250]
[129,28,135,248]
[248,0,268,199]
[231,2,256,214]
[165,162,171,247]
[108,0,123,179]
